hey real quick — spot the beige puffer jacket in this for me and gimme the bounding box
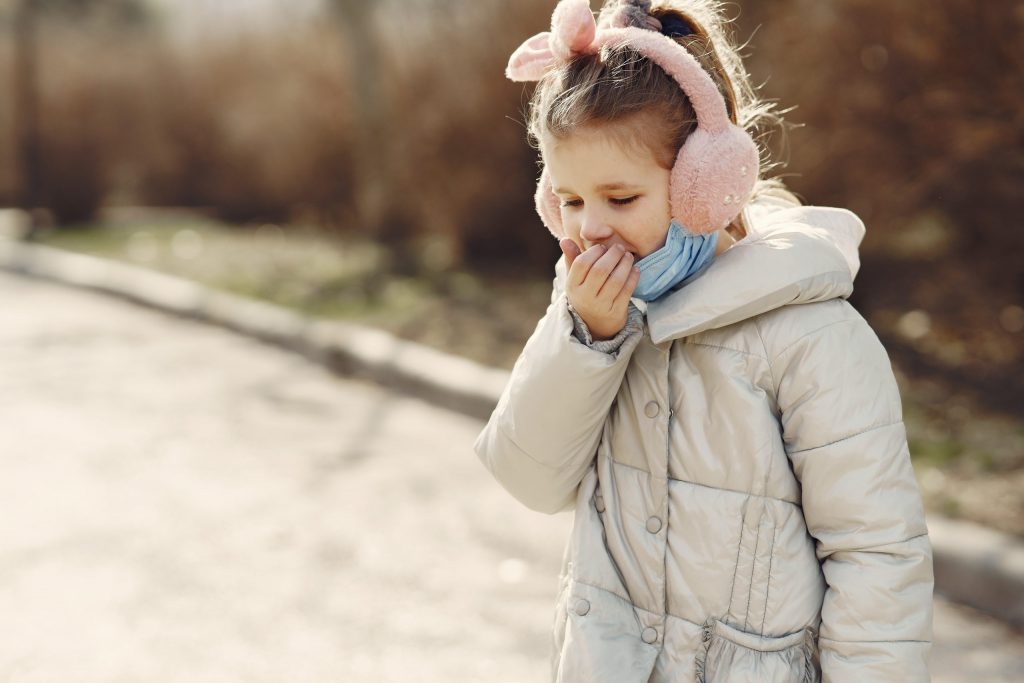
[474,199,934,682]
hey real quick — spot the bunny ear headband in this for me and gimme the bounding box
[507,0,758,237]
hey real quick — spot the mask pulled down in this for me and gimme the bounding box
[631,220,719,302]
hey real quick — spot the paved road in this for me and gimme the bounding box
[1,270,1022,682]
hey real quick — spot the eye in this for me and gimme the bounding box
[559,199,582,208]
[611,196,639,206]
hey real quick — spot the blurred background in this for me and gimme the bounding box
[0,0,1022,678]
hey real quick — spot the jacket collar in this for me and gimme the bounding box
[642,201,866,344]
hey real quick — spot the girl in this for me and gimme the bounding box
[474,1,933,681]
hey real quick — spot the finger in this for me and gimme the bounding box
[596,249,635,301]
[559,238,581,270]
[581,244,628,292]
[567,243,607,288]
[612,265,642,309]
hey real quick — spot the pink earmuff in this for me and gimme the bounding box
[507,0,758,238]
[534,165,564,238]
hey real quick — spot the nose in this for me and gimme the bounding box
[579,212,614,246]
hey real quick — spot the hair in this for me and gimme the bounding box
[526,0,802,239]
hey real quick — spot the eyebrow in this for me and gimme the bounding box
[554,182,640,194]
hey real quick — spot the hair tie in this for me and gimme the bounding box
[659,15,694,38]
[598,0,661,31]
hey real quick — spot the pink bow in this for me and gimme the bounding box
[505,0,598,82]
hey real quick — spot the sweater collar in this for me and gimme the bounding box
[642,201,866,344]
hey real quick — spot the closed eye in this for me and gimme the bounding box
[560,196,639,208]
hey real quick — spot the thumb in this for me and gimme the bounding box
[559,238,581,269]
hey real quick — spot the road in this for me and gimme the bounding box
[1,270,1021,682]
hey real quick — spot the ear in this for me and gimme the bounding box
[534,166,565,239]
[506,32,557,82]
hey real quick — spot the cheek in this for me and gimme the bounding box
[638,215,671,255]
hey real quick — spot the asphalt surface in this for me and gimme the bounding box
[1,270,1022,682]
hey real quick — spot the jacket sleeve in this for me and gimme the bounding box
[770,310,933,682]
[473,255,645,514]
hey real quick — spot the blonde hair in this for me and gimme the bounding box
[526,0,801,239]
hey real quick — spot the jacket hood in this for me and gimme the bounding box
[644,199,866,344]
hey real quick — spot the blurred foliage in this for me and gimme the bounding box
[0,0,1018,262]
[736,0,1023,262]
[0,0,1020,406]
[32,0,150,25]
[0,0,561,264]
[321,0,560,270]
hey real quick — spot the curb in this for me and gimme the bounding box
[2,234,1023,630]
[928,515,1024,630]
[0,238,507,422]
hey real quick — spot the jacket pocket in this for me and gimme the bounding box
[696,617,819,683]
[553,580,659,683]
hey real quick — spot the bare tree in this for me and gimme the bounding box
[13,0,40,220]
[329,0,414,261]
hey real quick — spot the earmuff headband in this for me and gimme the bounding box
[507,0,758,236]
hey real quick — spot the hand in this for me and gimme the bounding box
[560,238,641,341]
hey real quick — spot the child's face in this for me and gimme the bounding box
[542,126,672,259]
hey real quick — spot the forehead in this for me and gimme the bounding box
[541,126,661,190]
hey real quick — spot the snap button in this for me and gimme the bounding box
[641,627,658,644]
[644,401,660,418]
[574,598,591,616]
[646,516,662,533]
[594,496,606,513]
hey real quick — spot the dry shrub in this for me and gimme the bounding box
[736,0,1023,266]
[1,0,1018,279]
[346,0,562,273]
[8,23,131,223]
[0,32,15,204]
[0,13,357,226]
[137,27,356,225]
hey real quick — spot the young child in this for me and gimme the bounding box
[474,1,934,681]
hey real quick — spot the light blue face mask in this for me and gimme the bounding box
[631,220,719,302]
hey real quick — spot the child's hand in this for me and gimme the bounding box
[560,238,641,341]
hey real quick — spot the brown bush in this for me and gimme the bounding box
[735,0,1023,263]
[367,0,561,272]
[0,0,1019,274]
[0,12,357,226]
[136,28,357,225]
